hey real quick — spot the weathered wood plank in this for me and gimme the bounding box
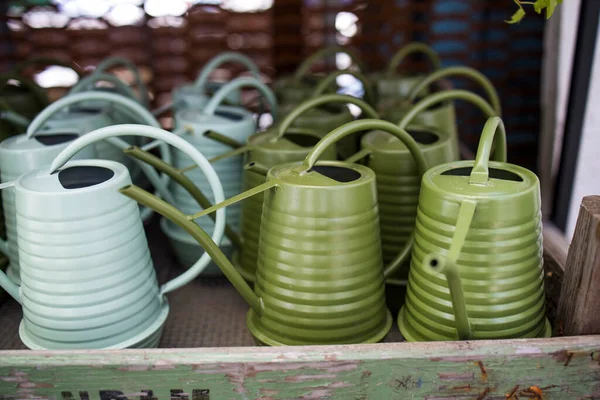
[557,195,600,336]
[0,336,599,399]
[543,220,569,324]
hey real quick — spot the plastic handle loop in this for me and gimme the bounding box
[204,76,278,119]
[94,56,150,107]
[301,118,429,278]
[276,94,378,139]
[385,42,441,77]
[0,73,49,109]
[193,52,261,93]
[293,46,365,83]
[407,66,502,116]
[48,124,226,296]
[469,116,507,185]
[13,56,84,77]
[310,69,375,106]
[68,72,140,102]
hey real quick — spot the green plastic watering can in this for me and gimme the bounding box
[93,56,150,108]
[121,118,428,346]
[274,46,366,107]
[0,73,48,123]
[206,93,375,283]
[0,123,226,350]
[399,116,551,342]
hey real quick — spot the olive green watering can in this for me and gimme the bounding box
[206,93,376,283]
[371,42,441,109]
[0,124,226,350]
[121,118,429,346]
[274,46,366,107]
[278,70,375,159]
[153,51,262,118]
[382,66,502,159]
[0,73,49,122]
[348,90,498,292]
[399,116,551,342]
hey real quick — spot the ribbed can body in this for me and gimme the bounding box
[14,160,165,349]
[399,161,550,341]
[247,162,391,345]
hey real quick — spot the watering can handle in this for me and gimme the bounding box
[203,77,278,119]
[69,72,140,103]
[0,181,20,303]
[302,119,428,277]
[293,46,365,83]
[193,52,261,90]
[310,69,375,105]
[0,73,49,109]
[0,109,30,129]
[24,91,171,222]
[276,94,378,139]
[385,42,441,76]
[469,116,507,185]
[94,56,150,107]
[48,124,227,297]
[13,56,84,77]
[407,66,502,115]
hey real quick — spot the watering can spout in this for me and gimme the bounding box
[244,161,269,176]
[120,184,265,316]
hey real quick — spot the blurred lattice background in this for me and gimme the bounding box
[0,0,545,171]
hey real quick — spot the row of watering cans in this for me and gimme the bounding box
[0,44,549,350]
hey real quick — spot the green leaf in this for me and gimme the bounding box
[506,7,526,24]
[533,0,549,13]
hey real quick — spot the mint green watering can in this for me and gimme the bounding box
[399,117,551,341]
[121,118,428,346]
[0,124,226,350]
[93,56,150,108]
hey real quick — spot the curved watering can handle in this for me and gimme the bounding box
[302,119,428,277]
[385,42,441,76]
[94,56,150,107]
[13,56,84,77]
[310,69,375,105]
[69,72,140,103]
[293,46,365,83]
[0,73,49,109]
[193,52,261,91]
[407,66,502,115]
[25,91,171,222]
[469,116,507,185]
[204,76,278,119]
[48,124,226,297]
[276,94,378,139]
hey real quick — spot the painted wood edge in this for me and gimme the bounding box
[0,335,598,367]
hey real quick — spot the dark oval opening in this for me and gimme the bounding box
[58,166,115,189]
[310,165,361,183]
[284,133,320,147]
[441,166,523,182]
[71,106,103,115]
[35,133,78,146]
[214,110,244,121]
[408,129,439,145]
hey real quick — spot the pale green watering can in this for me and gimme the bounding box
[0,124,226,350]
[399,117,551,341]
[121,118,428,346]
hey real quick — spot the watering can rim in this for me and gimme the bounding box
[267,160,375,187]
[0,130,83,152]
[361,124,452,153]
[14,159,129,196]
[175,104,254,125]
[247,129,325,152]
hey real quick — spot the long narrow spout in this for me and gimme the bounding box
[244,161,269,176]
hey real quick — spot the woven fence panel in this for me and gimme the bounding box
[1,0,544,170]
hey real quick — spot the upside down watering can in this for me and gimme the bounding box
[212,93,375,283]
[0,130,96,285]
[164,77,277,274]
[274,46,366,107]
[350,90,497,291]
[371,42,441,109]
[279,71,375,159]
[399,117,551,342]
[153,52,262,117]
[24,91,171,217]
[0,124,226,350]
[122,118,428,346]
[384,66,502,158]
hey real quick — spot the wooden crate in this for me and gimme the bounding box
[0,193,598,399]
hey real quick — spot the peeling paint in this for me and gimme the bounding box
[284,374,337,382]
[438,372,475,381]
